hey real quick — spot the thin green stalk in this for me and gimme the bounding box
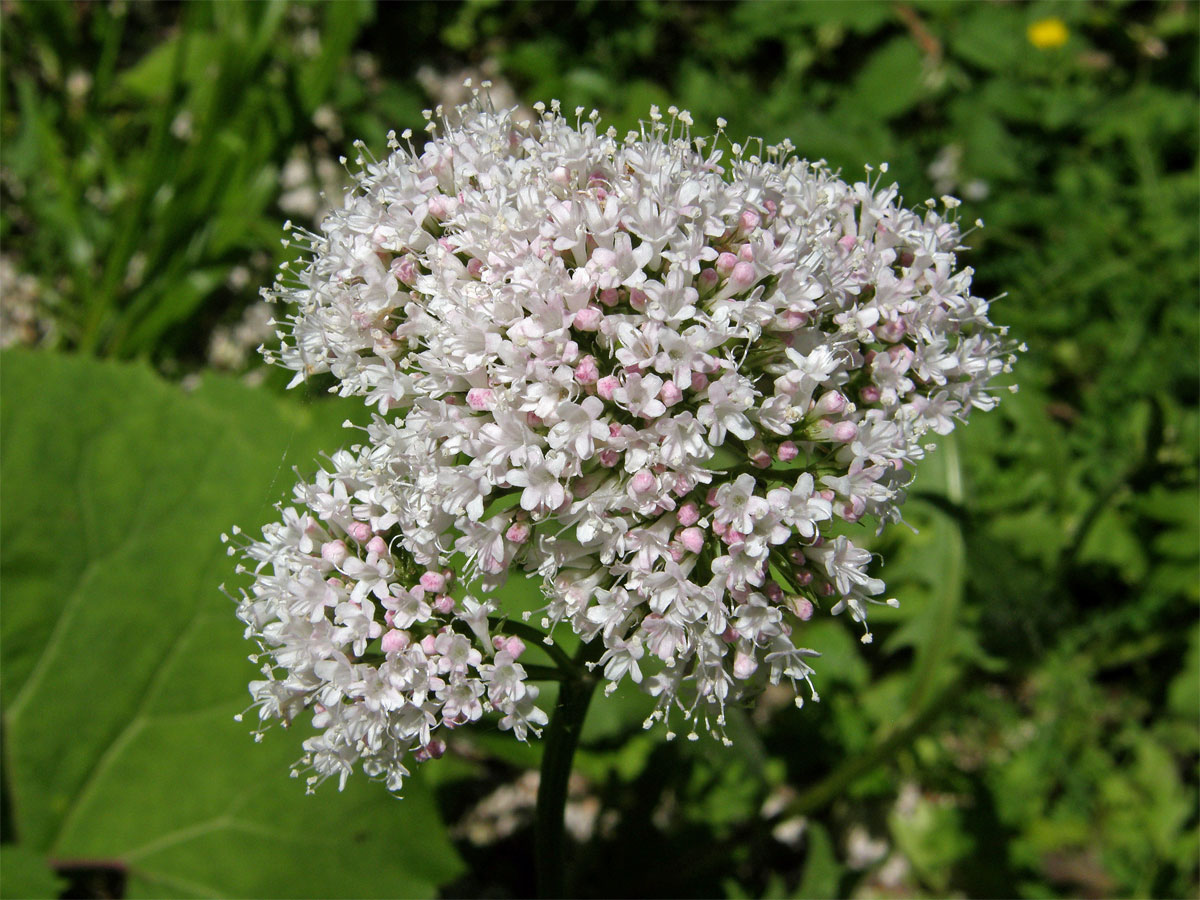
[535,640,603,899]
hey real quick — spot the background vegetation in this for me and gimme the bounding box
[2,1,1196,897]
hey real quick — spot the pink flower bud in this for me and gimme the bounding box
[818,581,835,597]
[788,548,806,564]
[691,371,709,392]
[831,421,858,443]
[860,385,881,404]
[392,258,418,285]
[420,571,447,593]
[715,252,738,276]
[506,521,531,544]
[661,381,683,406]
[596,375,618,401]
[680,527,705,554]
[629,288,647,310]
[321,540,348,566]
[420,634,438,654]
[367,536,388,556]
[764,581,783,601]
[777,441,798,462]
[819,490,835,502]
[794,570,813,587]
[574,305,603,331]
[730,261,756,290]
[737,243,755,262]
[739,209,761,232]
[505,636,526,658]
[466,388,495,411]
[433,594,455,614]
[706,486,719,506]
[599,288,620,307]
[814,391,846,416]
[598,449,619,467]
[749,444,771,468]
[347,521,372,543]
[792,597,814,620]
[733,650,758,679]
[875,318,906,343]
[575,355,600,385]
[677,502,700,527]
[466,258,484,278]
[630,470,655,493]
[381,629,411,653]
[698,268,719,291]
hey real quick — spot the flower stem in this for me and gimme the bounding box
[535,641,602,898]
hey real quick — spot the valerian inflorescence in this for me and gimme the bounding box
[224,92,1016,794]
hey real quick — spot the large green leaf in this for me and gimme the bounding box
[0,350,463,898]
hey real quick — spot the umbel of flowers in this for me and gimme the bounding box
[225,92,1016,794]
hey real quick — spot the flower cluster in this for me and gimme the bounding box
[228,94,1015,792]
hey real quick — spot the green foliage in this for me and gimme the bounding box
[0,351,463,897]
[2,2,1196,898]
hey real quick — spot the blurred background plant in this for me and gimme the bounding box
[1,1,1196,898]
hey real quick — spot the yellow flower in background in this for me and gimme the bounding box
[1028,17,1070,49]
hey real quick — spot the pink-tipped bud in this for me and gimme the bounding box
[838,234,857,251]
[778,441,799,462]
[730,261,756,290]
[321,540,348,566]
[575,355,600,385]
[814,391,847,416]
[819,490,835,502]
[347,521,372,543]
[561,340,580,364]
[598,449,619,468]
[715,252,738,276]
[466,388,495,411]
[792,597,814,620]
[680,527,705,554]
[669,543,684,563]
[420,634,438,654]
[420,571,447,593]
[433,593,455,614]
[711,519,728,538]
[661,381,683,406]
[677,502,700,527]
[466,257,484,278]
[818,581,836,597]
[739,209,761,232]
[526,412,543,428]
[596,375,618,401]
[794,570,813,587]
[860,385,881,404]
[721,625,738,643]
[550,165,570,186]
[698,267,719,291]
[733,650,758,679]
[788,548,806,564]
[875,318,906,343]
[706,486,719,506]
[630,470,655,493]
[764,581,783,601]
[831,420,858,443]
[598,288,620,307]
[367,536,388,556]
[725,529,745,545]
[381,629,411,653]
[737,243,755,262]
[506,521,531,544]
[504,636,526,658]
[629,288,647,310]
[749,444,771,468]
[492,635,507,651]
[392,258,418,285]
[673,474,692,497]
[574,305,603,331]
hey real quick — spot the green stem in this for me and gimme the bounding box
[535,640,603,898]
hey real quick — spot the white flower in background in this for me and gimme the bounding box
[230,92,1016,792]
